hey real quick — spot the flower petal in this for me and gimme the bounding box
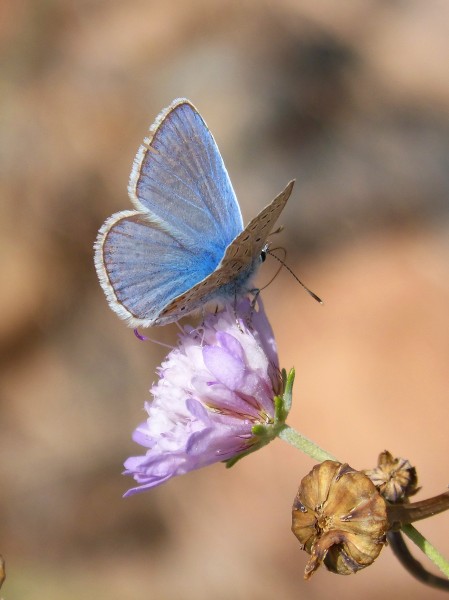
[203,344,245,390]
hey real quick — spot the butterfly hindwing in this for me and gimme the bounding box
[95,210,229,326]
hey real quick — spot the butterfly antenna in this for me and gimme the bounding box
[268,225,284,236]
[258,247,286,292]
[266,248,323,304]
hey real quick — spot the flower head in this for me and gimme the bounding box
[124,299,284,495]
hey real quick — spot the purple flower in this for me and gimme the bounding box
[124,299,283,495]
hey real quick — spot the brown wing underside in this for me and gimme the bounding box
[159,180,295,319]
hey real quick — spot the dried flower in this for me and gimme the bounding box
[364,450,418,503]
[124,299,284,495]
[292,461,388,578]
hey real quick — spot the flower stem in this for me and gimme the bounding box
[278,424,337,462]
[402,524,449,581]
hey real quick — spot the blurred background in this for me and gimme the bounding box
[1,1,449,598]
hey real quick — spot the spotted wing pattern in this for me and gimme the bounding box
[159,181,294,322]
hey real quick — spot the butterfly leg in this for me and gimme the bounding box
[229,288,245,332]
[134,328,149,341]
[247,288,261,327]
[232,288,261,330]
[231,288,260,331]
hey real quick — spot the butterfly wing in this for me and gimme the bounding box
[95,210,232,327]
[128,99,243,248]
[159,180,295,322]
[219,179,295,266]
[95,99,244,327]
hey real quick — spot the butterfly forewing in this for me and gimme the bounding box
[159,181,294,322]
[220,180,294,265]
[129,99,243,249]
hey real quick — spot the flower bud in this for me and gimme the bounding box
[363,450,418,503]
[292,461,388,578]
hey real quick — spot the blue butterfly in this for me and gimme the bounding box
[94,98,294,327]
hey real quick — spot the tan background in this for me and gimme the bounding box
[1,1,448,598]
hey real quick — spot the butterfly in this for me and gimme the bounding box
[94,98,294,327]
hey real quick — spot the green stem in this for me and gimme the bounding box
[277,424,337,462]
[402,524,449,580]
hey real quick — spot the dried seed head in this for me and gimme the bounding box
[364,450,418,503]
[292,461,388,578]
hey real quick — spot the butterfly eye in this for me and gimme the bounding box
[260,249,267,263]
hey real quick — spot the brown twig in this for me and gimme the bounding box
[387,491,449,530]
[387,531,449,592]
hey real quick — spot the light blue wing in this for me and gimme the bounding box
[95,210,227,327]
[128,99,243,250]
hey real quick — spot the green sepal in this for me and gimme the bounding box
[282,368,295,414]
[225,443,264,468]
[224,367,296,469]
